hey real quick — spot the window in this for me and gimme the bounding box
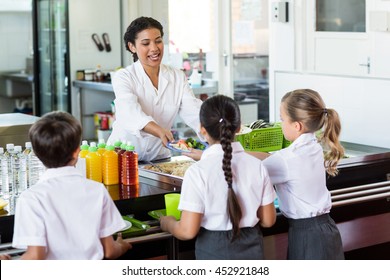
[316,0,366,32]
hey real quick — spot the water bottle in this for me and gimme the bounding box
[28,148,45,188]
[0,148,4,198]
[23,142,32,188]
[3,144,14,199]
[102,143,118,185]
[86,142,102,182]
[13,146,27,196]
[24,142,32,156]
[121,142,139,186]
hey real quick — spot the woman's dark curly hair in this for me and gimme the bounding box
[123,16,164,62]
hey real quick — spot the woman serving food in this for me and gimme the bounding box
[108,16,203,161]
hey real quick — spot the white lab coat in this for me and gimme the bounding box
[108,61,203,161]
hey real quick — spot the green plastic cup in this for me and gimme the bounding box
[164,193,181,220]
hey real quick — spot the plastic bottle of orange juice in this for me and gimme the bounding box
[86,142,102,182]
[102,142,118,185]
[78,140,89,158]
[97,139,106,157]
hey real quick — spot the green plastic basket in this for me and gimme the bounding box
[236,126,283,152]
[283,136,292,148]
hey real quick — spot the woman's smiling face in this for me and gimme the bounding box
[128,28,164,69]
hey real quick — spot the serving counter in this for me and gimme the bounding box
[1,143,389,259]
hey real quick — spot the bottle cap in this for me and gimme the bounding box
[80,143,89,150]
[105,145,115,151]
[0,147,4,153]
[114,140,122,147]
[15,146,22,152]
[88,146,98,152]
[25,142,32,149]
[98,140,106,148]
[126,145,135,151]
[6,143,14,150]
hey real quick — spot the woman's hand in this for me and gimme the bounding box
[158,128,174,147]
[143,121,174,147]
[182,148,203,161]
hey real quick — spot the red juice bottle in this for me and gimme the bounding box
[121,144,139,186]
[117,141,127,185]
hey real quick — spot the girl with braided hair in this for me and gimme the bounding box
[250,89,344,259]
[160,95,276,260]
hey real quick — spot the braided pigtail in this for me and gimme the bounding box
[220,120,242,241]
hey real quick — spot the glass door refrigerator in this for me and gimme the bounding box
[32,0,70,116]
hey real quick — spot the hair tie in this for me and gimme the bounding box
[323,108,328,115]
[219,118,224,123]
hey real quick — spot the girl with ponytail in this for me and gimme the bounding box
[251,89,344,260]
[160,95,276,260]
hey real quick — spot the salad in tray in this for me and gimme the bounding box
[167,137,207,152]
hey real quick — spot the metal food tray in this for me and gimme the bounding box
[138,156,195,187]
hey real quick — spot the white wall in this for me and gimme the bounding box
[269,0,390,147]
[69,0,122,117]
[274,71,390,148]
[68,0,122,74]
[0,11,32,71]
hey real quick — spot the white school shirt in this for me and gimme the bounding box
[179,142,275,230]
[108,61,203,161]
[12,166,125,260]
[263,133,332,219]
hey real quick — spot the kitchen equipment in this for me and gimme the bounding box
[0,113,40,148]
[102,33,111,52]
[92,33,104,51]
[234,93,246,101]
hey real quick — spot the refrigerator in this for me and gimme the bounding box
[32,0,70,116]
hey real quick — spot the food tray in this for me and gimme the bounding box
[148,209,166,220]
[235,126,283,152]
[114,216,147,239]
[138,156,194,186]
